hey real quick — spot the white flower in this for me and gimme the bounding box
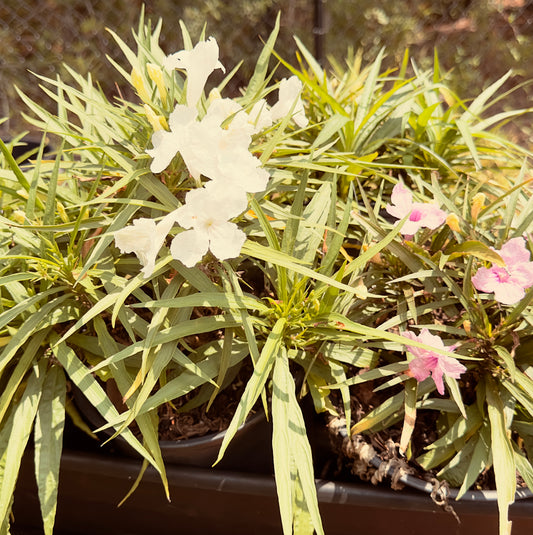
[145,105,197,174]
[270,76,309,128]
[214,145,270,193]
[247,99,273,133]
[113,209,179,278]
[146,102,269,193]
[163,37,225,107]
[170,182,247,267]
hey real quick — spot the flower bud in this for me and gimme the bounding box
[56,201,69,223]
[446,213,461,232]
[147,63,168,107]
[131,67,151,104]
[12,209,26,224]
[144,104,168,132]
[471,193,485,224]
[208,88,222,103]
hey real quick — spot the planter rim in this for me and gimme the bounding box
[59,449,533,514]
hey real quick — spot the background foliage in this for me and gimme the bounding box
[2,0,533,143]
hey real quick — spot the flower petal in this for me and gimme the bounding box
[498,237,531,265]
[168,104,198,131]
[493,282,526,305]
[216,149,270,193]
[400,219,424,236]
[430,367,446,396]
[416,203,447,230]
[164,37,225,107]
[248,99,273,132]
[207,221,247,261]
[439,355,467,379]
[146,129,181,174]
[409,357,432,383]
[403,328,462,395]
[204,181,248,219]
[472,266,499,293]
[114,210,179,278]
[511,262,533,289]
[417,328,447,350]
[170,229,209,267]
[270,76,308,128]
[391,183,413,210]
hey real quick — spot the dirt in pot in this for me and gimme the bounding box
[157,359,256,441]
[319,373,522,495]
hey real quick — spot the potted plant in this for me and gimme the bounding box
[2,9,533,535]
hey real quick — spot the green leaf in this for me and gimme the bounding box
[329,362,408,389]
[455,117,481,170]
[0,328,50,426]
[310,115,349,150]
[0,138,38,203]
[465,70,513,119]
[272,350,324,535]
[513,445,533,493]
[293,36,324,81]
[321,343,378,368]
[42,142,64,227]
[0,286,68,334]
[417,102,441,128]
[242,241,367,298]
[248,197,288,301]
[88,314,242,374]
[34,365,67,535]
[399,378,418,455]
[293,182,331,265]
[446,240,505,266]
[0,294,73,377]
[272,351,294,535]
[444,375,467,419]
[0,360,47,522]
[494,346,516,381]
[51,339,167,491]
[244,13,280,100]
[486,376,516,535]
[437,434,477,488]
[503,371,533,419]
[129,292,269,313]
[456,423,491,499]
[215,318,286,465]
[352,379,435,435]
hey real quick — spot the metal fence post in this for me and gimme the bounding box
[313,0,326,66]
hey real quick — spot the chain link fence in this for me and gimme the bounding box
[2,0,533,141]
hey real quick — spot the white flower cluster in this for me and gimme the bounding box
[114,37,308,274]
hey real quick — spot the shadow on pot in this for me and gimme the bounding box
[2,136,52,164]
[71,383,274,473]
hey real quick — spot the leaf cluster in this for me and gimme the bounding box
[1,10,533,535]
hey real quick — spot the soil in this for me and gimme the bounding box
[95,358,255,444]
[157,363,254,441]
[319,379,523,497]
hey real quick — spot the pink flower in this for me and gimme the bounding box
[471,237,533,305]
[386,183,447,235]
[402,328,466,395]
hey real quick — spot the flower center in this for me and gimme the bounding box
[494,266,510,283]
[409,208,423,222]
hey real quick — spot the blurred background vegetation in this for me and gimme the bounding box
[2,0,533,143]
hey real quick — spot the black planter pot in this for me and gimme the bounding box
[12,447,533,535]
[72,384,273,473]
[2,136,51,164]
